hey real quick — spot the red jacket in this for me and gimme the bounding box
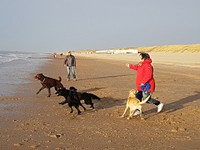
[129,58,155,92]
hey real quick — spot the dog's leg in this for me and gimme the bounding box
[88,98,94,109]
[36,87,45,95]
[138,106,144,120]
[75,106,81,115]
[70,107,73,113]
[128,109,135,120]
[47,88,51,97]
[79,103,86,111]
[140,110,144,120]
[90,103,94,109]
[84,98,94,109]
[120,106,128,118]
[54,87,57,91]
[59,100,67,105]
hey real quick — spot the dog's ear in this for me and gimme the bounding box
[70,86,77,91]
[133,89,138,94]
[130,89,137,94]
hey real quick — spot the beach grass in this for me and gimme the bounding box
[75,44,200,54]
[137,44,200,52]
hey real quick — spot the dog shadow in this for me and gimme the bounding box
[144,91,200,115]
[96,97,126,109]
[78,74,133,81]
[79,87,106,93]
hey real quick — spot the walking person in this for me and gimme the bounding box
[126,52,164,115]
[64,51,77,81]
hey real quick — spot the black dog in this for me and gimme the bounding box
[35,73,64,97]
[70,87,101,109]
[56,87,86,115]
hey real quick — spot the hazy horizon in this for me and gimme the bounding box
[0,0,200,53]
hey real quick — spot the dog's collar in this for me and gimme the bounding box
[41,77,46,83]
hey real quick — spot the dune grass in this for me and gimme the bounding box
[137,44,200,52]
[75,44,200,54]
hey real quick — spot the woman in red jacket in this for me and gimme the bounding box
[126,52,164,114]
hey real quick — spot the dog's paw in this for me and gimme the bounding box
[140,117,145,120]
[127,117,132,120]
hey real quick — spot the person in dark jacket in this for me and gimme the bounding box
[126,52,164,115]
[64,51,77,81]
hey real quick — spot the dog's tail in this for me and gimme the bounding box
[58,76,62,82]
[139,95,151,105]
[90,94,100,100]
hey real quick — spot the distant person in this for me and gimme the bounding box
[64,51,77,81]
[53,53,56,58]
[126,52,164,115]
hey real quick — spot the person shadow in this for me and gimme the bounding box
[78,74,134,81]
[144,91,200,115]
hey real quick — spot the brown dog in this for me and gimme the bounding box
[35,73,64,97]
[120,89,150,120]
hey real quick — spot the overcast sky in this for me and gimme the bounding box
[0,0,199,52]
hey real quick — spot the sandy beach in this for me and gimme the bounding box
[0,52,200,149]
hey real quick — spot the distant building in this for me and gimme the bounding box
[96,49,138,54]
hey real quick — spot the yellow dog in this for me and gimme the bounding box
[120,89,150,120]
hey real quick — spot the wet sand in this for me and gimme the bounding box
[0,52,200,149]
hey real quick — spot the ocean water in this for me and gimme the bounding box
[0,51,51,96]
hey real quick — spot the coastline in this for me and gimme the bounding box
[0,52,200,149]
[0,51,51,96]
